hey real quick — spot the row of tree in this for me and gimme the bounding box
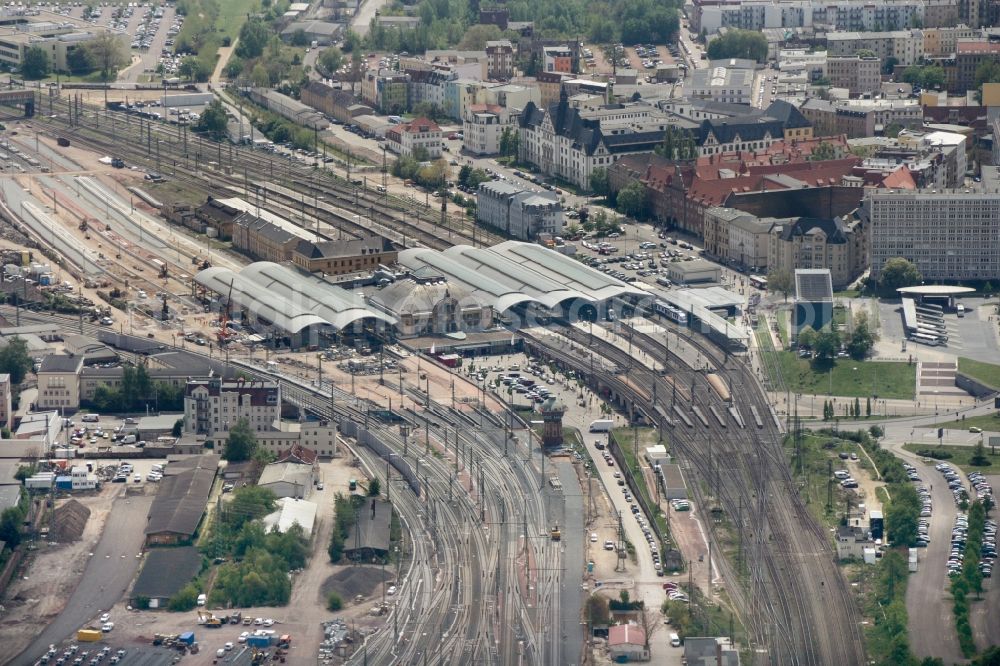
[87,364,184,413]
[391,151,450,190]
[821,397,874,420]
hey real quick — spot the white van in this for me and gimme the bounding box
[197,593,207,606]
[120,434,136,445]
[957,304,965,317]
[670,633,681,647]
[81,413,99,423]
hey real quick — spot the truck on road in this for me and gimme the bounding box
[589,419,614,433]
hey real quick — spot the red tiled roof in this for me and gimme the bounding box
[608,624,645,646]
[276,443,318,465]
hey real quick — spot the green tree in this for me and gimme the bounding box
[878,257,922,296]
[767,269,794,301]
[289,28,309,47]
[178,55,210,82]
[194,99,230,141]
[585,593,611,626]
[457,23,503,50]
[970,439,990,466]
[340,29,361,53]
[847,310,877,359]
[66,46,95,75]
[854,397,861,418]
[616,180,648,218]
[796,325,816,349]
[809,141,837,161]
[866,397,872,417]
[884,122,904,139]
[0,336,34,384]
[589,167,610,196]
[327,591,344,611]
[813,327,840,361]
[85,32,128,82]
[974,61,1000,93]
[882,56,899,75]
[368,477,381,497]
[886,482,921,547]
[172,419,183,437]
[318,46,344,75]
[706,29,768,62]
[901,65,945,90]
[235,18,270,59]
[21,46,50,80]
[655,126,696,160]
[223,418,258,462]
[0,506,24,547]
[167,582,200,611]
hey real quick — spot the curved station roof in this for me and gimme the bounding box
[399,241,646,312]
[196,262,395,334]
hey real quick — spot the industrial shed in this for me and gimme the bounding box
[195,262,396,348]
[262,497,317,536]
[144,456,218,546]
[258,462,313,499]
[130,546,202,609]
[344,498,392,562]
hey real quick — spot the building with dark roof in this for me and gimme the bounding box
[476,181,562,240]
[291,236,397,276]
[144,455,218,546]
[344,498,392,561]
[517,92,673,189]
[300,81,374,124]
[697,100,812,156]
[195,197,243,240]
[130,546,202,608]
[232,213,301,264]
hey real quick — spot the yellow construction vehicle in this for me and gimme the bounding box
[196,611,222,627]
[550,524,561,541]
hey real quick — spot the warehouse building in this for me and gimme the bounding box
[144,455,218,546]
[130,546,202,609]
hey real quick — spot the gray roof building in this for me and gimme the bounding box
[38,354,85,374]
[344,498,392,558]
[131,546,202,607]
[144,455,218,545]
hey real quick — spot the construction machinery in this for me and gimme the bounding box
[196,611,223,627]
[217,278,235,345]
[550,524,561,541]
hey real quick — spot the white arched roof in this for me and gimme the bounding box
[195,263,395,333]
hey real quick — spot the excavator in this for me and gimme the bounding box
[196,611,223,628]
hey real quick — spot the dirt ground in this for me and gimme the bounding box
[0,489,117,657]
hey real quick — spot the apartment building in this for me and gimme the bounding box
[826,30,924,67]
[300,81,374,124]
[385,117,443,158]
[696,100,813,156]
[542,46,573,73]
[476,181,562,240]
[800,98,922,138]
[183,378,280,437]
[827,55,882,96]
[923,26,985,56]
[360,68,409,114]
[866,179,1000,283]
[486,40,515,79]
[463,104,517,155]
[696,0,925,35]
[768,214,867,288]
[954,41,1000,93]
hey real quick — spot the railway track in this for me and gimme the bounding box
[23,97,503,253]
[525,319,866,665]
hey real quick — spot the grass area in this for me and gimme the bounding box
[832,305,849,330]
[834,289,861,298]
[930,412,1000,432]
[216,0,260,41]
[39,71,108,84]
[772,352,916,400]
[776,310,789,348]
[958,357,1000,390]
[902,442,1000,474]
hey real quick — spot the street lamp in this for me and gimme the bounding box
[317,353,324,389]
